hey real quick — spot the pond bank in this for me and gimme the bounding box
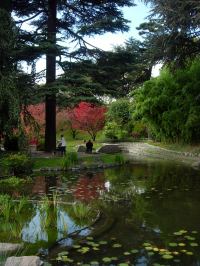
[118,142,200,168]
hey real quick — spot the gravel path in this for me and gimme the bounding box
[118,142,200,166]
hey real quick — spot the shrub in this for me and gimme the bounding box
[5,153,33,175]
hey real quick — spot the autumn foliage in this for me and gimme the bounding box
[67,102,107,141]
[22,101,106,141]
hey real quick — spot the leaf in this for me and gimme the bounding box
[162,254,174,259]
[168,242,178,247]
[186,251,194,255]
[131,249,139,254]
[58,251,69,256]
[99,240,107,245]
[102,257,112,263]
[190,242,198,247]
[124,252,131,255]
[113,243,122,248]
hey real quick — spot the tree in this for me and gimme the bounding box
[59,37,153,101]
[141,0,200,67]
[12,0,135,151]
[68,102,106,141]
[133,58,200,143]
[104,98,132,139]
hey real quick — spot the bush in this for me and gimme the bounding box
[133,58,200,143]
[5,153,33,175]
[62,152,78,170]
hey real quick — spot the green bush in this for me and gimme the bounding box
[5,153,33,175]
[133,58,200,143]
[62,152,78,170]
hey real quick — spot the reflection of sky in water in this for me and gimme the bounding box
[21,207,84,243]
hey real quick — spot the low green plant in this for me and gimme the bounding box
[0,176,32,187]
[67,202,95,226]
[5,153,33,175]
[62,152,78,170]
[114,154,125,164]
[0,194,30,222]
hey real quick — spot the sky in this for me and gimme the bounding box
[23,1,161,80]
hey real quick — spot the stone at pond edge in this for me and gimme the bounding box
[97,144,122,154]
[192,161,200,169]
[0,243,23,253]
[77,145,86,152]
[5,256,43,266]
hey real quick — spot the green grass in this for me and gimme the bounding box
[33,157,63,169]
[33,153,127,170]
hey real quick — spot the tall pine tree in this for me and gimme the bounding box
[12,0,135,151]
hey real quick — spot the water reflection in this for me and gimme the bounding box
[1,161,200,265]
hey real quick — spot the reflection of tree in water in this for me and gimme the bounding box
[73,172,105,202]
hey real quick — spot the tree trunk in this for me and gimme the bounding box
[45,0,57,152]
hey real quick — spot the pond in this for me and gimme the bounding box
[1,160,200,265]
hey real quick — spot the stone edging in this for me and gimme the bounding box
[33,161,129,173]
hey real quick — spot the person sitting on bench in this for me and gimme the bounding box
[86,140,93,153]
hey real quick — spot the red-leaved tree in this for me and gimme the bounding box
[68,102,106,141]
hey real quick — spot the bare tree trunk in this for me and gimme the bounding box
[45,0,57,152]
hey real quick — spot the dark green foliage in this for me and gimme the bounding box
[105,98,132,140]
[141,0,200,67]
[133,58,200,143]
[5,153,33,175]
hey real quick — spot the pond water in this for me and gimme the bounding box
[1,160,200,266]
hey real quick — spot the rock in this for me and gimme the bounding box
[0,243,23,253]
[77,145,86,152]
[5,256,43,266]
[192,161,200,169]
[97,144,122,154]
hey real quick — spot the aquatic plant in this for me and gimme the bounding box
[114,154,125,164]
[62,152,78,170]
[65,202,96,226]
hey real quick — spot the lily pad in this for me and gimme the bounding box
[143,242,151,247]
[92,247,100,251]
[73,244,81,249]
[184,235,195,241]
[191,230,198,234]
[131,249,139,254]
[124,252,131,255]
[102,257,112,263]
[186,251,194,255]
[145,246,153,250]
[178,243,185,247]
[90,261,99,265]
[162,254,174,259]
[148,251,154,256]
[168,242,178,247]
[113,243,122,248]
[86,236,93,240]
[190,242,198,247]
[99,240,107,245]
[58,251,69,256]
